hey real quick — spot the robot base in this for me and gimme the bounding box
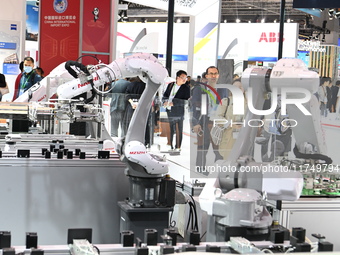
[127,176,162,208]
[217,224,269,242]
[118,201,172,243]
[216,223,290,243]
[126,175,175,208]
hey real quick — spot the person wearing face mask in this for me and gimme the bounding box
[12,57,42,102]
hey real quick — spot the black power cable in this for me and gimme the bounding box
[293,145,332,165]
[64,60,96,103]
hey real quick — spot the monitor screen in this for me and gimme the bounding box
[293,0,340,8]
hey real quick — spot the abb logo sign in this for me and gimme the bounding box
[259,32,285,43]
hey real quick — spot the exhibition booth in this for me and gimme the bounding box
[0,0,340,254]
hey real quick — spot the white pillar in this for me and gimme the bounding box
[0,0,26,101]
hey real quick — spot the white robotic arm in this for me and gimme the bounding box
[198,58,326,241]
[16,53,169,177]
[15,53,167,102]
[56,53,168,100]
[200,58,327,217]
[14,62,75,102]
[218,58,329,198]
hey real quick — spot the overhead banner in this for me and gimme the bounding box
[39,0,81,75]
[82,0,112,65]
[126,0,219,16]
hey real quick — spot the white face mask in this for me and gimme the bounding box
[24,66,33,73]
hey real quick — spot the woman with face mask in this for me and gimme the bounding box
[12,57,43,102]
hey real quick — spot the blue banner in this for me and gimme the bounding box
[3,63,20,75]
[0,42,17,49]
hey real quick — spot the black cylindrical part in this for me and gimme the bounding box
[166,0,175,74]
[57,151,63,159]
[45,151,51,159]
[278,0,285,60]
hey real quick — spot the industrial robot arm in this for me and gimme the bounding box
[220,58,329,198]
[200,59,328,214]
[15,53,169,178]
[198,59,329,241]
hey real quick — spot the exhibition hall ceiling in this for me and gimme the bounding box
[122,0,308,23]
[220,0,306,23]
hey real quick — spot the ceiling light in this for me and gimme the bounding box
[328,9,335,20]
[118,4,128,10]
[335,9,340,19]
[328,9,334,16]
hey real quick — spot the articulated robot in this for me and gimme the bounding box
[15,53,174,208]
[199,58,332,242]
[15,55,330,244]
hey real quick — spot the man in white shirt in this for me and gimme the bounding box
[163,70,190,151]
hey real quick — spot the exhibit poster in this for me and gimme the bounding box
[81,0,112,65]
[0,21,21,75]
[39,0,81,75]
[26,1,39,42]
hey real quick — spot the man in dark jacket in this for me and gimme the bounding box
[12,57,42,132]
[163,70,190,151]
[12,57,42,101]
[191,66,223,171]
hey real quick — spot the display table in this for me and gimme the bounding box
[0,102,52,120]
[280,197,340,251]
[118,201,172,243]
[0,157,129,245]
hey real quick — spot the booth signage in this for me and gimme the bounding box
[259,32,285,43]
[298,40,326,52]
[39,0,81,75]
